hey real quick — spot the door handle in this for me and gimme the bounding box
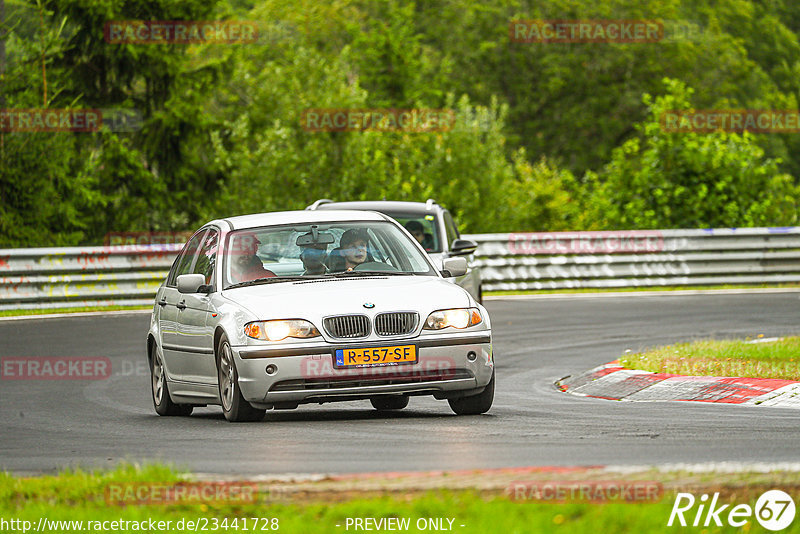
[158,297,167,307]
[176,300,186,310]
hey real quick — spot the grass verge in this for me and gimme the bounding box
[0,305,150,318]
[621,337,800,380]
[2,465,800,533]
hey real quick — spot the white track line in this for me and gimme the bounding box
[188,462,800,481]
[486,288,800,300]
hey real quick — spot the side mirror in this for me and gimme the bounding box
[441,257,468,278]
[450,238,478,256]
[177,273,207,294]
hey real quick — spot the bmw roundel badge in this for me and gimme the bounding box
[363,302,375,309]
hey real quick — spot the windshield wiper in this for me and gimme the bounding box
[225,276,314,289]
[325,270,412,277]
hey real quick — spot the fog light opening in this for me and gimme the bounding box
[265,364,278,375]
[467,351,477,362]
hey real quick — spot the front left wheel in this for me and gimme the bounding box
[217,336,265,422]
[448,370,494,415]
[150,348,193,416]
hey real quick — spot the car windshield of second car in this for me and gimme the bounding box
[224,222,436,288]
[388,213,441,253]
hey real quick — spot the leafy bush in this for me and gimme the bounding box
[584,79,799,229]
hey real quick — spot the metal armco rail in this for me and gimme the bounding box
[0,245,182,310]
[469,227,800,291]
[1,227,799,309]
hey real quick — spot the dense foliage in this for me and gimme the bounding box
[2,0,800,246]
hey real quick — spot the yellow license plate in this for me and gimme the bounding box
[334,345,417,368]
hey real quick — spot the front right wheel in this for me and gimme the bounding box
[448,370,494,415]
[217,336,265,422]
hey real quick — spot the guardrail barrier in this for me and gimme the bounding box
[1,227,798,309]
[0,245,182,310]
[468,228,800,291]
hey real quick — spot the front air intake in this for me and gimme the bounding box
[323,315,370,339]
[374,312,418,336]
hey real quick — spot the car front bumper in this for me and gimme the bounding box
[232,332,493,407]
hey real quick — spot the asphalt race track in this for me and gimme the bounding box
[1,292,798,475]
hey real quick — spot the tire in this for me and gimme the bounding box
[217,335,265,422]
[370,396,409,411]
[448,370,494,415]
[150,347,193,416]
[477,284,483,304]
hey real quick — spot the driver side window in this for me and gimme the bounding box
[167,230,207,287]
[193,229,218,285]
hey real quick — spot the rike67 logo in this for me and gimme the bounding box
[668,490,796,531]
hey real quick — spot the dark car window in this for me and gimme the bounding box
[192,229,218,285]
[378,212,442,253]
[167,230,207,287]
[443,211,459,249]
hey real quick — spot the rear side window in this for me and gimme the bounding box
[167,230,207,287]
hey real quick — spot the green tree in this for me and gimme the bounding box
[584,78,799,229]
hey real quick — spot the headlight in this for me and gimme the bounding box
[244,320,320,341]
[423,308,482,330]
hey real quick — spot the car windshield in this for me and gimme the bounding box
[379,212,442,253]
[223,221,437,288]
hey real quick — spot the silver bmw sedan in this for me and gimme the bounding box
[147,210,493,422]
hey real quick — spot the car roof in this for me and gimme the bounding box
[209,210,389,231]
[314,200,441,215]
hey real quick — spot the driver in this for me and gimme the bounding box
[341,228,369,271]
[328,228,371,272]
[230,233,275,283]
[405,220,434,251]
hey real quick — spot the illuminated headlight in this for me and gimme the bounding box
[244,320,320,341]
[423,308,482,330]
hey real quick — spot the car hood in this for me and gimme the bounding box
[222,275,471,321]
